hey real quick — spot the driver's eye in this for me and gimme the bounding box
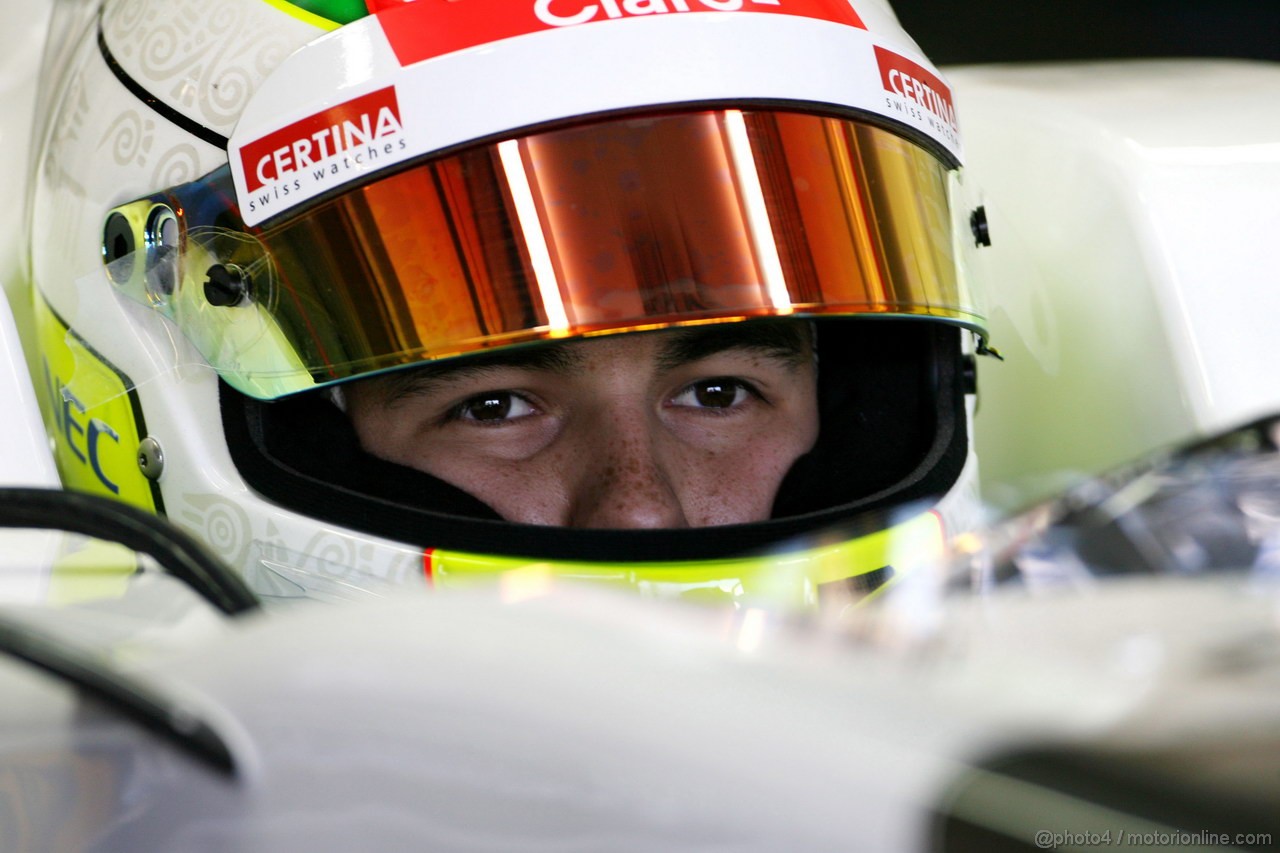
[459,392,534,422]
[672,379,751,410]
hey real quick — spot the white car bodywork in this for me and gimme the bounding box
[953,59,1280,508]
[2,563,1276,851]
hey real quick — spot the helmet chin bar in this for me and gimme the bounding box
[222,320,968,564]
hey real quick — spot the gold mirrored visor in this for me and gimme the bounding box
[104,109,985,399]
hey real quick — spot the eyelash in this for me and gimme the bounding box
[669,378,764,413]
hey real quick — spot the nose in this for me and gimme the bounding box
[566,413,688,530]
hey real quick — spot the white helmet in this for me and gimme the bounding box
[28,0,991,606]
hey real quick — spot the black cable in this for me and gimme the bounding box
[0,488,259,616]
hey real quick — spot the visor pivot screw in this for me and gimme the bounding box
[137,436,165,481]
[204,263,251,307]
[970,206,992,247]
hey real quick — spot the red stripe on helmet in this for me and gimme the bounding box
[423,548,436,588]
[377,0,865,68]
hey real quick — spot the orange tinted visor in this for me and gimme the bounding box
[106,109,984,399]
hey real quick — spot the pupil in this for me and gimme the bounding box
[470,395,510,420]
[696,382,735,408]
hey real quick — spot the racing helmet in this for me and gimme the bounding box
[27,0,991,607]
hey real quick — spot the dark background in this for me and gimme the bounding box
[890,0,1280,65]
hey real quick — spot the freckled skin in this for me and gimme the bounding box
[344,329,819,529]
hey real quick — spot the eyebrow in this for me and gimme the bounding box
[375,321,813,404]
[653,321,813,371]
[376,342,582,405]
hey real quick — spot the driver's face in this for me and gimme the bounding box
[344,323,819,529]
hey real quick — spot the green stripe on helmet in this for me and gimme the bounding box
[276,0,368,25]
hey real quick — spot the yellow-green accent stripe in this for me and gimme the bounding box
[259,0,351,31]
[428,511,944,611]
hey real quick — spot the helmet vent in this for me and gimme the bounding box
[102,212,135,285]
